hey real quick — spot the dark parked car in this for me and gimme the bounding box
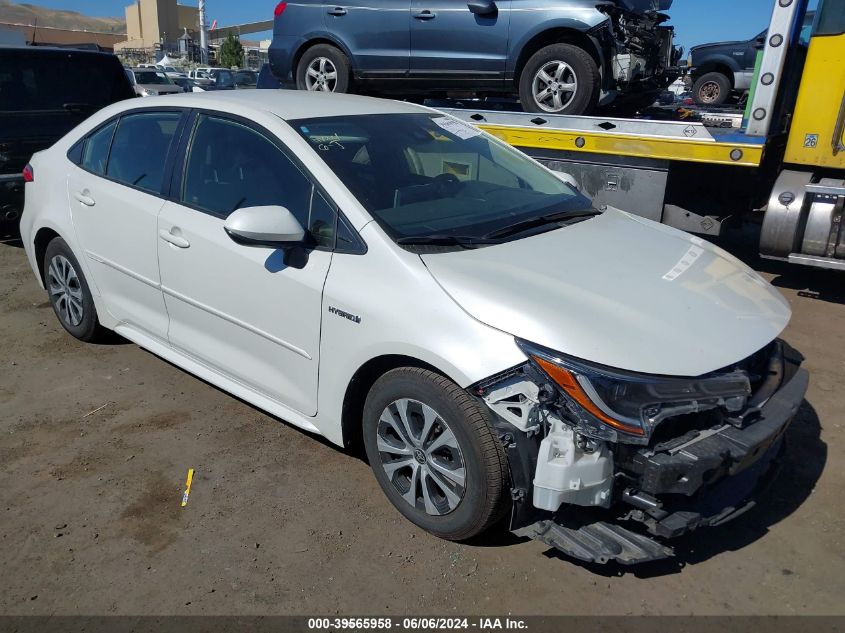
[234,70,258,89]
[0,47,134,230]
[268,0,681,115]
[257,62,285,89]
[689,11,815,106]
[208,68,236,89]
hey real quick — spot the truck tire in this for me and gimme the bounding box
[518,44,599,115]
[693,72,731,105]
[43,237,106,342]
[296,44,351,93]
[363,367,509,541]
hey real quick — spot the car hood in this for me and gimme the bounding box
[690,40,746,53]
[612,0,673,13]
[420,208,790,377]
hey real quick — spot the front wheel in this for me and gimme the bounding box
[295,44,351,93]
[363,368,509,541]
[518,43,599,115]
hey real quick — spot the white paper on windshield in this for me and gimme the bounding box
[431,116,482,140]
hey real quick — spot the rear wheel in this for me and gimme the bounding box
[693,72,731,105]
[296,44,351,93]
[518,43,599,115]
[363,367,509,541]
[43,237,105,342]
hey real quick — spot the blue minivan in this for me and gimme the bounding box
[268,0,679,115]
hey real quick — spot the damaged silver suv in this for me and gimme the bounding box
[269,0,680,114]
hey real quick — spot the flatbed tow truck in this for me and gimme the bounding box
[438,0,845,271]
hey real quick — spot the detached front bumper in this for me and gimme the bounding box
[501,347,809,565]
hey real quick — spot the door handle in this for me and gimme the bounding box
[413,9,436,19]
[327,6,347,15]
[73,191,95,206]
[158,229,190,249]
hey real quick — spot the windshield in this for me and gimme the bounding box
[135,71,172,85]
[291,113,592,243]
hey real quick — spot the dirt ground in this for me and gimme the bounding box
[1,228,843,616]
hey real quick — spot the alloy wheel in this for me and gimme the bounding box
[532,60,578,113]
[48,254,84,327]
[305,57,338,92]
[376,398,466,516]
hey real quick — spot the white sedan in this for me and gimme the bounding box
[19,91,807,564]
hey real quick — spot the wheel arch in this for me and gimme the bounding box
[33,226,62,286]
[513,27,603,88]
[291,36,354,79]
[340,353,454,453]
[692,59,737,87]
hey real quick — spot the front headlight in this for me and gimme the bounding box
[142,88,157,96]
[517,339,752,442]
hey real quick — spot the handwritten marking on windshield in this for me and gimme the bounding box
[313,132,345,151]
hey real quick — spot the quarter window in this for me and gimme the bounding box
[106,111,181,193]
[81,120,117,175]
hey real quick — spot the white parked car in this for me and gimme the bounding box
[156,64,187,79]
[186,69,213,86]
[19,92,808,565]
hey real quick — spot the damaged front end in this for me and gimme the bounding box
[595,1,681,95]
[473,339,808,565]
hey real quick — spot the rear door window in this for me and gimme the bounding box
[106,112,181,193]
[0,50,133,113]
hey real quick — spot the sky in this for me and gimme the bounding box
[20,0,820,51]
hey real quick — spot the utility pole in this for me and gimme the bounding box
[198,0,209,65]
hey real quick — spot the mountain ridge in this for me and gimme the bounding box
[0,0,126,33]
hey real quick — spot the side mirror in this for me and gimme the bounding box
[224,205,305,247]
[467,0,497,16]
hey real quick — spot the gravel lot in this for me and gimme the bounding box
[1,228,843,616]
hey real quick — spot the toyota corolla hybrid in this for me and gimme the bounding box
[19,91,807,564]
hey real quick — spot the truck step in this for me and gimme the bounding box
[514,519,673,565]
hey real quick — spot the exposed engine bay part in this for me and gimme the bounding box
[598,2,678,89]
[532,416,613,510]
[514,519,672,565]
[481,374,541,433]
[474,338,807,565]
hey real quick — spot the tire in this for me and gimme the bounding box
[518,43,599,115]
[693,72,731,106]
[363,367,509,541]
[295,44,351,93]
[43,237,106,342]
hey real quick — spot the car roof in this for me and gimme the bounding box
[0,45,117,58]
[117,90,427,121]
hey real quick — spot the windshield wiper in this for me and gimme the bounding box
[483,209,601,240]
[395,234,500,248]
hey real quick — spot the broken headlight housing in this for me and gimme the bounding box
[516,339,752,444]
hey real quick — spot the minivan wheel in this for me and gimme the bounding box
[296,44,351,93]
[693,72,731,105]
[519,43,599,115]
[43,237,105,342]
[363,367,509,541]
